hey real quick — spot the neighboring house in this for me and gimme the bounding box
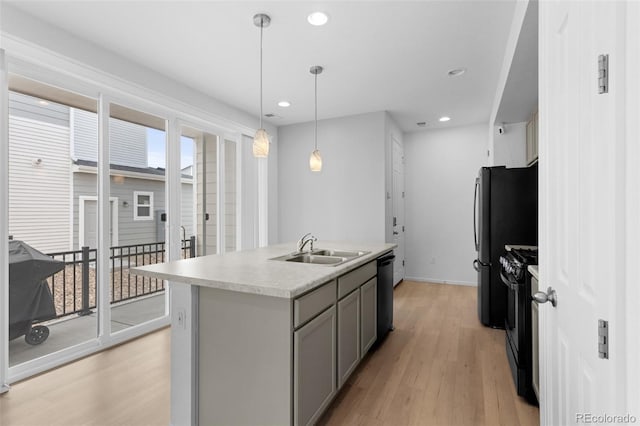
[8,91,194,253]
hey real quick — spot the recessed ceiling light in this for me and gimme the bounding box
[38,100,49,106]
[278,101,291,108]
[439,116,451,122]
[448,68,466,77]
[308,12,328,26]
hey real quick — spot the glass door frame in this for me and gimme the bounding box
[0,48,268,387]
[100,93,174,343]
[0,49,10,394]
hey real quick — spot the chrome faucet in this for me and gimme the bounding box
[297,233,317,253]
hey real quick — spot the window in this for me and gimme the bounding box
[134,191,154,220]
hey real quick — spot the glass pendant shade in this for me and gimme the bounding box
[253,128,269,157]
[310,149,322,172]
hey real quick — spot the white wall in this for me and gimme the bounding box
[404,123,488,286]
[492,121,527,167]
[278,112,386,244]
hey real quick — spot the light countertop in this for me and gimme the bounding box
[528,265,539,280]
[131,241,395,299]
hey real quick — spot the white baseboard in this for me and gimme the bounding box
[404,276,477,287]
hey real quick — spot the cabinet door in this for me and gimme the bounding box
[360,277,377,356]
[294,305,336,426]
[337,289,360,388]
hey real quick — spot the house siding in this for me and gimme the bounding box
[8,113,71,253]
[73,107,148,168]
[9,91,69,128]
[72,172,193,249]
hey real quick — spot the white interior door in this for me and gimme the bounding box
[391,137,405,285]
[539,1,626,423]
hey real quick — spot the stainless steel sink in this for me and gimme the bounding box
[311,249,369,258]
[270,248,370,266]
[285,254,345,265]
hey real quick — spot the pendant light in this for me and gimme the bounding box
[253,13,271,158]
[309,65,323,172]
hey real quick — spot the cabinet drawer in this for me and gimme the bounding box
[294,280,337,328]
[338,260,376,299]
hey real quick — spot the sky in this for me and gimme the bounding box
[147,128,193,171]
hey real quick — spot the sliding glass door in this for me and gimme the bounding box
[107,103,169,333]
[6,75,100,371]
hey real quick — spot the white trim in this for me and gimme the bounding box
[78,196,119,248]
[235,134,243,251]
[1,34,261,138]
[626,0,640,413]
[0,49,10,394]
[69,108,76,251]
[97,93,111,341]
[133,190,154,221]
[404,277,476,287]
[217,138,225,253]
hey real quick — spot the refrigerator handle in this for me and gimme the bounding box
[473,177,479,251]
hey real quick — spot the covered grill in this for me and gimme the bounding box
[9,240,64,345]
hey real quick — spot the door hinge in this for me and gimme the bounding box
[598,319,609,359]
[402,191,405,198]
[598,54,609,94]
[402,260,405,267]
[402,225,405,232]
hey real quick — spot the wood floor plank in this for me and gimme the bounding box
[0,329,170,426]
[1,281,538,426]
[320,281,539,426]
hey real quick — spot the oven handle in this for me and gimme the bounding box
[500,270,520,290]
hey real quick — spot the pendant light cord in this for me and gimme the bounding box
[259,20,263,130]
[314,72,318,151]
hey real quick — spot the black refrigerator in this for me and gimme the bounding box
[473,165,538,328]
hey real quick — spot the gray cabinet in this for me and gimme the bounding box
[337,289,360,387]
[360,277,377,356]
[294,305,337,426]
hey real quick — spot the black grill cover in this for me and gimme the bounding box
[8,240,64,340]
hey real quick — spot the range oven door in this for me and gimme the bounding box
[501,270,519,356]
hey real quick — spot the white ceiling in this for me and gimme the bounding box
[6,1,518,132]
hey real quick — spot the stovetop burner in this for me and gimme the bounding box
[511,248,538,266]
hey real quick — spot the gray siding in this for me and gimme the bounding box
[73,172,193,249]
[9,91,69,127]
[72,108,148,168]
[8,113,71,253]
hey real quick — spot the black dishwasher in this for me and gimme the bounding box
[376,253,395,344]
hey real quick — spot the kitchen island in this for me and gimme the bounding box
[132,241,395,426]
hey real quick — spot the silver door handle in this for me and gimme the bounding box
[533,287,557,307]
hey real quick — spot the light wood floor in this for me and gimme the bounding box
[0,281,538,426]
[0,330,171,426]
[319,281,539,426]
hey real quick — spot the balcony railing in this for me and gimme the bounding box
[44,236,195,320]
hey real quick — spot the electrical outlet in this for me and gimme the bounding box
[177,309,187,329]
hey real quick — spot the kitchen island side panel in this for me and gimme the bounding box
[198,287,292,425]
